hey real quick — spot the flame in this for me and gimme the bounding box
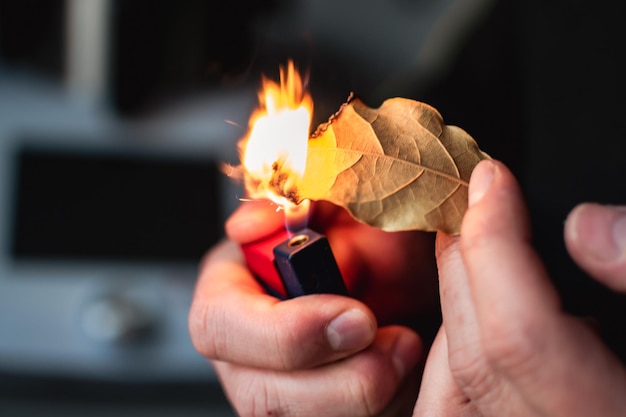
[240,61,313,208]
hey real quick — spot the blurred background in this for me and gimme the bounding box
[0,0,624,415]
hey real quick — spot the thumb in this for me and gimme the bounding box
[190,240,379,370]
[564,203,626,292]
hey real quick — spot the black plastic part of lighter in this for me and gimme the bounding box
[273,228,348,298]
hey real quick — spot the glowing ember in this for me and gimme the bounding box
[239,60,313,208]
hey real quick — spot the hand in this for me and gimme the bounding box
[189,200,439,417]
[415,160,626,416]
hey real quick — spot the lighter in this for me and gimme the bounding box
[241,227,348,299]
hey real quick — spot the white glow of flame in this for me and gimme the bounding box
[240,61,313,209]
[242,105,310,181]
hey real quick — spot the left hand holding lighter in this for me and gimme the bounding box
[189,200,440,417]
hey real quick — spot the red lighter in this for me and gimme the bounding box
[240,205,348,299]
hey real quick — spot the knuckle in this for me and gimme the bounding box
[447,344,495,400]
[270,317,317,370]
[188,298,226,360]
[187,297,208,355]
[446,318,543,402]
[272,329,301,370]
[480,315,540,379]
[345,360,403,416]
[230,377,286,417]
[347,376,385,416]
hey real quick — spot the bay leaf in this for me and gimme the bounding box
[298,97,490,235]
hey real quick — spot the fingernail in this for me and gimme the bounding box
[613,215,626,258]
[392,332,421,377]
[326,309,375,351]
[570,204,626,262]
[468,160,495,207]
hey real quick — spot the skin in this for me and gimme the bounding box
[189,159,626,417]
[189,200,439,416]
[415,160,626,416]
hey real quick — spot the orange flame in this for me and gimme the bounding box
[239,61,313,208]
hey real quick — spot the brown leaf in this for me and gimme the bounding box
[298,97,490,234]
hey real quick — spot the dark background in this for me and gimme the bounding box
[1,0,625,414]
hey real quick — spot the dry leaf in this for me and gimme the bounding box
[297,97,490,234]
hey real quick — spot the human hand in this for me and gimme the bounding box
[415,160,626,416]
[189,200,439,416]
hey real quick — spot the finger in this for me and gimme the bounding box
[435,231,531,413]
[461,159,560,374]
[214,326,422,417]
[461,160,626,416]
[189,239,378,370]
[414,328,481,417]
[225,200,284,243]
[564,203,626,291]
[435,232,487,397]
[461,160,561,342]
